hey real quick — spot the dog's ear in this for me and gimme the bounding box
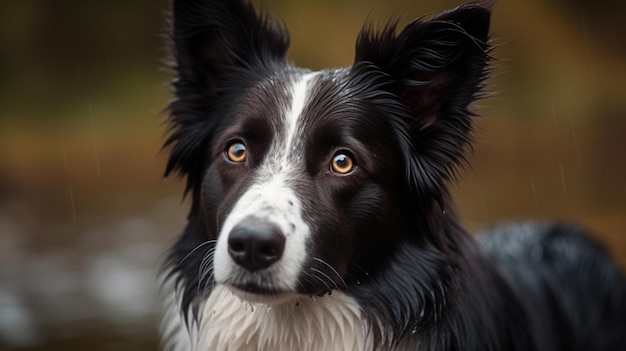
[353,4,492,200]
[164,0,289,197]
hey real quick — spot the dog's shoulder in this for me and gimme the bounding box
[477,221,626,349]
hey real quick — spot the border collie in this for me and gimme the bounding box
[159,0,626,350]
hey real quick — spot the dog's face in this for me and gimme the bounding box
[164,0,490,307]
[206,69,404,299]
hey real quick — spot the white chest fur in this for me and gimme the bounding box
[199,286,372,351]
[166,285,374,351]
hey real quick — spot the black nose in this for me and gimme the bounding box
[228,218,285,271]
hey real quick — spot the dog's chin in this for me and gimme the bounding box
[225,284,301,305]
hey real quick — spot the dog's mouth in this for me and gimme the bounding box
[225,282,300,304]
[231,282,285,296]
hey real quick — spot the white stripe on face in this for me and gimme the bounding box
[213,73,318,294]
[282,73,314,165]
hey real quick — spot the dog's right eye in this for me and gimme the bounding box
[331,153,355,174]
[226,142,247,163]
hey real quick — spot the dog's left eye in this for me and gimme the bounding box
[226,142,247,163]
[331,153,355,174]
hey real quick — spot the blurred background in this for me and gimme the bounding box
[0,0,624,350]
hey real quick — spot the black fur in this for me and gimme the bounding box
[161,0,626,350]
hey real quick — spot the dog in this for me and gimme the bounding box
[159,0,626,350]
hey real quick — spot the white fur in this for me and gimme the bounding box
[159,277,415,351]
[195,285,373,351]
[213,73,319,291]
[282,73,316,165]
[159,276,196,351]
[212,180,309,290]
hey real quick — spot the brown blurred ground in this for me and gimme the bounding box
[0,0,625,350]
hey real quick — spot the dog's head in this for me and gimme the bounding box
[164,0,491,308]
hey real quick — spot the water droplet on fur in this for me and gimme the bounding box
[411,326,418,335]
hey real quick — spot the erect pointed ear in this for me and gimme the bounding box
[354,3,492,200]
[171,0,289,98]
[164,0,290,197]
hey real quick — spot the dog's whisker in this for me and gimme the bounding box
[304,269,333,292]
[198,250,214,277]
[312,257,347,289]
[180,240,216,265]
[197,248,216,293]
[199,265,214,288]
[203,272,216,292]
[310,267,339,291]
[348,262,370,277]
[345,262,370,285]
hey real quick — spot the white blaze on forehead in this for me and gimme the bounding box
[282,72,317,162]
[213,72,319,291]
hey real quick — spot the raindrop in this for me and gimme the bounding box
[88,102,102,180]
[579,12,597,80]
[68,184,77,222]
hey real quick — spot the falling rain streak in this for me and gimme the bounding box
[68,184,77,222]
[89,102,102,180]
[63,147,77,221]
[579,12,597,81]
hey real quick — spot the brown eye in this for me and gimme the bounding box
[226,142,247,163]
[331,153,354,174]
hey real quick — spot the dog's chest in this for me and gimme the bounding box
[194,286,372,351]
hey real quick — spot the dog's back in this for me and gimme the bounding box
[478,222,626,350]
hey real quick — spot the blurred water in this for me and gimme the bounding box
[0,197,186,350]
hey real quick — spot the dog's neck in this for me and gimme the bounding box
[166,285,376,351]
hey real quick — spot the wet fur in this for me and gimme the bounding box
[159,1,626,350]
